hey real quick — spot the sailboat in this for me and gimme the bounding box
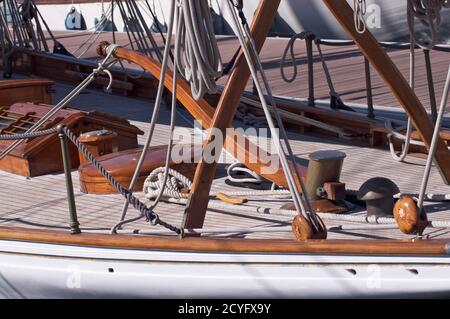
[0,0,450,298]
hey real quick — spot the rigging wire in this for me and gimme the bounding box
[225,0,323,232]
[115,0,177,231]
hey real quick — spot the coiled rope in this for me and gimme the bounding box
[175,0,223,100]
[143,167,191,200]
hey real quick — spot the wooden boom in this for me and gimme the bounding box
[323,0,450,184]
[98,38,307,188]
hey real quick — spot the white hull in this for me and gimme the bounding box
[36,0,450,42]
[1,239,450,298]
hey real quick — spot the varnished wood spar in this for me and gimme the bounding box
[0,226,448,255]
[322,0,450,184]
[98,37,307,190]
[183,0,282,229]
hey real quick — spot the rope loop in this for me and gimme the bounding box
[354,0,367,34]
[280,32,307,83]
[0,127,58,140]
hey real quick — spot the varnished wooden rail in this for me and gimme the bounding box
[183,0,282,230]
[323,0,450,184]
[0,226,448,255]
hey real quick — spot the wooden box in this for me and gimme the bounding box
[0,102,143,177]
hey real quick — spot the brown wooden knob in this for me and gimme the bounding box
[97,41,111,57]
[291,214,327,241]
[393,197,428,234]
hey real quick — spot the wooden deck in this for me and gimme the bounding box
[0,80,449,241]
[53,31,450,112]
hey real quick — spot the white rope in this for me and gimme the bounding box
[175,0,223,100]
[117,0,177,224]
[142,167,450,231]
[395,192,450,202]
[226,162,267,184]
[143,167,191,200]
[354,0,367,34]
[225,1,323,231]
[389,36,416,162]
[166,196,450,229]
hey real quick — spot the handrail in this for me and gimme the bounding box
[0,225,449,255]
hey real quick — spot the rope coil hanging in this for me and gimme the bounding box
[175,0,223,100]
[354,0,367,34]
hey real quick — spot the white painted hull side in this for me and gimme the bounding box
[0,240,450,298]
[36,1,450,42]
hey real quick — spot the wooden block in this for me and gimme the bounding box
[323,182,346,201]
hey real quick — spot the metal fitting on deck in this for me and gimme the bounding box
[357,177,400,217]
[305,150,346,200]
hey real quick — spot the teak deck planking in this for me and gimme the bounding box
[0,80,450,248]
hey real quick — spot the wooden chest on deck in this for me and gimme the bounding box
[0,102,143,177]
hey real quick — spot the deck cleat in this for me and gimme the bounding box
[357,177,400,217]
[291,213,327,240]
[393,196,428,235]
